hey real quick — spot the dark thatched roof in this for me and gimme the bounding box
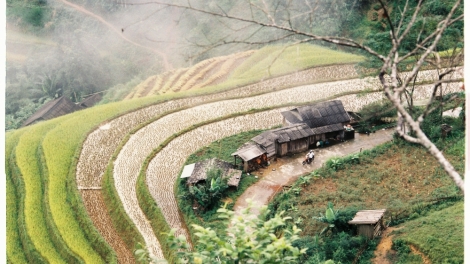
[22,96,83,127]
[187,158,242,187]
[281,100,350,128]
[79,93,102,108]
[231,142,266,161]
[252,123,314,157]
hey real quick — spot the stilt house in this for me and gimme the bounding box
[79,93,103,108]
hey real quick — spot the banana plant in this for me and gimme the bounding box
[313,202,338,236]
[299,175,312,187]
[330,159,342,171]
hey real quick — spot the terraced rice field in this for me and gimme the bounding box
[7,43,462,263]
[79,63,461,262]
[125,44,364,100]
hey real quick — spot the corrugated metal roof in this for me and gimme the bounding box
[348,209,386,225]
[231,143,266,161]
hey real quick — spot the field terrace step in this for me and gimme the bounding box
[77,66,461,261]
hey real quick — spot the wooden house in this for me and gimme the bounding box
[181,158,243,188]
[348,209,387,239]
[79,93,103,108]
[21,96,83,127]
[251,123,315,158]
[281,100,352,143]
[231,143,268,172]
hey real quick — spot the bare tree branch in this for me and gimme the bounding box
[125,0,464,193]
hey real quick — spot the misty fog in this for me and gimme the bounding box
[5,0,370,130]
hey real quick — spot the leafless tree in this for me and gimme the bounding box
[129,0,464,193]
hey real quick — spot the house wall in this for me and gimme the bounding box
[276,138,310,156]
[357,225,375,239]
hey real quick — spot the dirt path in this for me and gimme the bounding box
[57,0,172,71]
[410,245,432,264]
[371,226,431,264]
[372,227,401,264]
[233,128,394,215]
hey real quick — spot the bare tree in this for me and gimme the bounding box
[128,0,464,193]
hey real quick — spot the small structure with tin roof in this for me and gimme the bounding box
[251,123,315,158]
[348,209,387,239]
[231,143,267,172]
[182,158,243,188]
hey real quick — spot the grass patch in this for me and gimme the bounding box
[268,130,464,262]
[392,201,463,263]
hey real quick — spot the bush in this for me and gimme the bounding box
[187,168,229,211]
[373,3,382,10]
[357,100,397,133]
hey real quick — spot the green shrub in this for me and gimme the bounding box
[187,168,229,211]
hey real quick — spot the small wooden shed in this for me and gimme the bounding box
[348,209,386,239]
[231,143,267,172]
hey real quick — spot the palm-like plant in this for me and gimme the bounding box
[330,159,342,171]
[299,175,312,187]
[313,202,339,236]
[310,171,320,179]
[350,154,360,164]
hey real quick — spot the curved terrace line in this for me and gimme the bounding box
[77,66,458,260]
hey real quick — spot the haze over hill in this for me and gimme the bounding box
[5,0,368,130]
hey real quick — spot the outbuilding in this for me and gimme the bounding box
[348,209,387,239]
[231,143,267,172]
